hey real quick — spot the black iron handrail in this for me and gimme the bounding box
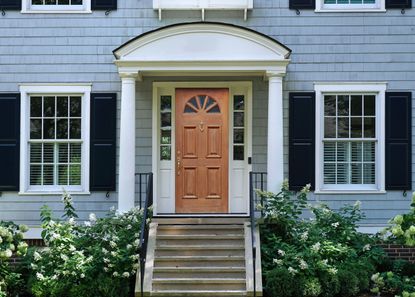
[249,171,267,297]
[135,172,153,297]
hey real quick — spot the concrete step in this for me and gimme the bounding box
[153,218,248,225]
[155,245,245,257]
[156,234,244,246]
[157,225,244,236]
[152,278,246,291]
[152,267,246,279]
[150,290,248,297]
[154,255,245,268]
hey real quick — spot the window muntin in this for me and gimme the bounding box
[23,0,90,12]
[160,96,172,161]
[29,96,82,187]
[324,0,375,4]
[31,0,83,5]
[322,94,378,188]
[317,0,383,11]
[233,95,245,161]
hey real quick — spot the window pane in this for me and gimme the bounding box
[43,143,54,163]
[324,95,336,116]
[161,113,171,127]
[337,117,349,138]
[72,0,83,4]
[234,95,245,111]
[69,164,81,185]
[69,119,81,139]
[57,96,68,117]
[363,163,375,184]
[207,105,220,113]
[43,165,54,185]
[234,112,244,127]
[58,165,68,185]
[351,163,362,184]
[45,0,56,4]
[351,95,362,116]
[323,142,335,162]
[351,142,362,162]
[160,96,171,111]
[44,96,55,117]
[57,119,68,139]
[363,142,375,162]
[30,165,42,185]
[364,118,375,138]
[160,146,171,160]
[364,95,375,116]
[351,118,362,138]
[43,119,55,139]
[70,143,81,163]
[30,143,42,163]
[58,0,69,4]
[234,129,244,144]
[58,143,69,163]
[30,96,42,117]
[161,130,171,145]
[337,142,349,162]
[324,117,336,138]
[336,163,349,184]
[337,95,349,116]
[70,96,82,117]
[32,0,43,4]
[324,163,336,184]
[30,119,42,139]
[233,146,244,160]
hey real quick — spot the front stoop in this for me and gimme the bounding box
[135,218,263,297]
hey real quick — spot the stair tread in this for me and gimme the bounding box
[157,234,244,239]
[151,290,248,294]
[158,225,244,229]
[156,255,245,260]
[156,245,245,250]
[153,278,245,283]
[153,266,245,271]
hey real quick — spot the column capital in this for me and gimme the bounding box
[119,72,142,81]
[265,71,285,81]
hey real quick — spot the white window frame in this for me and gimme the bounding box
[21,0,91,13]
[315,0,385,12]
[19,84,91,195]
[314,82,387,194]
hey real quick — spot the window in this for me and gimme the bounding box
[315,83,386,193]
[20,85,91,194]
[22,0,91,13]
[233,95,245,161]
[316,0,385,11]
[160,95,172,161]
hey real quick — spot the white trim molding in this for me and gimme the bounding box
[21,0,92,13]
[314,82,387,194]
[19,84,91,195]
[315,0,385,12]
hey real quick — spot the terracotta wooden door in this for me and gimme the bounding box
[175,88,229,213]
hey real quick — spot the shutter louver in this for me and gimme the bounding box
[386,0,412,9]
[0,0,21,10]
[0,94,20,191]
[385,92,412,190]
[289,92,316,191]
[91,0,117,10]
[289,0,316,10]
[90,93,117,191]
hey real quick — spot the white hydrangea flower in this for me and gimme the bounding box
[36,272,45,281]
[68,218,76,225]
[311,242,321,253]
[34,251,42,261]
[84,221,91,227]
[126,244,132,250]
[277,249,285,257]
[354,200,362,209]
[299,259,308,270]
[61,254,69,261]
[300,231,309,242]
[328,268,338,275]
[110,241,117,248]
[363,244,371,251]
[104,258,110,263]
[288,267,298,275]
[122,272,130,278]
[104,267,109,272]
[89,213,97,223]
[102,248,108,254]
[80,273,85,279]
[331,222,339,228]
[113,272,119,277]
[273,258,283,265]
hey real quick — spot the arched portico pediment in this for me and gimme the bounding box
[113,22,291,77]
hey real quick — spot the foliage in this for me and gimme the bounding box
[29,192,146,297]
[0,221,29,297]
[382,193,415,246]
[370,270,415,297]
[259,181,382,297]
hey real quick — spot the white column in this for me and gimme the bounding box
[266,73,284,193]
[118,73,137,212]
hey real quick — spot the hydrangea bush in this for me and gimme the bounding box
[30,192,146,297]
[259,181,384,297]
[0,221,29,297]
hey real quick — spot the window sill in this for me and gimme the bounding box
[20,10,92,14]
[18,191,91,196]
[314,190,386,195]
[315,8,386,12]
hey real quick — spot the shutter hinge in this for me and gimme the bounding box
[295,9,300,15]
[1,10,5,16]
[105,10,111,16]
[401,8,405,14]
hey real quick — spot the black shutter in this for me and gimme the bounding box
[0,0,21,10]
[385,92,412,190]
[91,0,117,10]
[289,92,315,191]
[289,0,315,10]
[90,93,117,191]
[0,94,20,191]
[386,0,411,8]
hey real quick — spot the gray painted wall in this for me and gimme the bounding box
[0,0,414,227]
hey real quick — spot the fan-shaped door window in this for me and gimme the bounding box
[184,95,221,114]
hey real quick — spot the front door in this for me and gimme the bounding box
[175,88,229,213]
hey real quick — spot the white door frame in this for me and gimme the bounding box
[152,81,253,215]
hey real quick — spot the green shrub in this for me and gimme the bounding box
[29,192,146,297]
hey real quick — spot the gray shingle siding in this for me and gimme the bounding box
[0,0,413,226]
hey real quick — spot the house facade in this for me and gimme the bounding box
[0,0,413,237]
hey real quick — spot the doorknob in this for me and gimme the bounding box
[177,151,181,176]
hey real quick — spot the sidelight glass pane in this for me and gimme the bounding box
[233,146,244,161]
[160,130,171,145]
[234,95,245,111]
[234,112,244,127]
[160,146,171,161]
[161,113,171,128]
[233,129,244,144]
[160,96,171,111]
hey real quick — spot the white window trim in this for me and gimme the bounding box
[315,0,386,12]
[314,82,387,194]
[21,0,91,13]
[19,84,92,195]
